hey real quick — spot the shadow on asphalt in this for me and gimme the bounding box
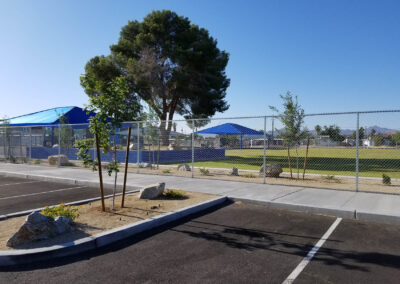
[3,200,400,274]
[0,200,234,272]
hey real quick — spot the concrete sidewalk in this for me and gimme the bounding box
[1,163,400,223]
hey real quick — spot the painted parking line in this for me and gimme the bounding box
[0,186,88,201]
[282,217,342,284]
[0,181,41,187]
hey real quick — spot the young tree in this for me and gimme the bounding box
[315,125,322,136]
[320,125,345,142]
[77,76,142,211]
[56,113,73,156]
[392,132,400,148]
[143,108,159,169]
[351,127,365,144]
[369,129,376,138]
[374,134,385,146]
[80,10,230,145]
[270,92,308,179]
[0,118,11,162]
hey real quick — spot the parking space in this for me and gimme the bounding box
[0,176,115,215]
[0,185,399,283]
[0,202,335,283]
[296,218,400,283]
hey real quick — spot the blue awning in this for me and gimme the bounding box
[196,123,263,136]
[4,106,95,126]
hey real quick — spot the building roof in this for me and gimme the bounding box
[5,106,95,126]
[196,123,264,136]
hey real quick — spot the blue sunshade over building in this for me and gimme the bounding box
[5,106,95,126]
[196,123,264,149]
[196,123,263,136]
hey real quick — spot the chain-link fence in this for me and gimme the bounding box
[1,110,399,194]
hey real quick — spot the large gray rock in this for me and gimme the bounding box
[7,212,73,247]
[139,162,150,168]
[48,155,69,166]
[139,183,165,199]
[260,164,283,178]
[177,164,191,171]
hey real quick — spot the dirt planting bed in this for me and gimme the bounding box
[0,190,217,250]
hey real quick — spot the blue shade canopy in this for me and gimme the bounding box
[196,123,263,135]
[5,107,95,126]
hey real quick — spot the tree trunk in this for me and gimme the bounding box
[157,138,160,169]
[295,145,299,180]
[287,144,293,179]
[112,134,117,210]
[159,120,170,146]
[303,137,310,180]
[148,143,152,169]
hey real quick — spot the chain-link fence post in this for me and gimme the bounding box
[263,116,267,184]
[191,119,195,178]
[2,126,6,161]
[29,126,32,163]
[355,112,360,192]
[137,121,140,174]
[58,125,61,167]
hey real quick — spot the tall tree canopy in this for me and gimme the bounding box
[81,10,230,144]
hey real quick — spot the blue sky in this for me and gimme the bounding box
[0,0,399,129]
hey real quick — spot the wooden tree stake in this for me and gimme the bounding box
[95,132,106,212]
[121,127,131,208]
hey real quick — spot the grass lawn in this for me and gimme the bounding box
[189,147,400,178]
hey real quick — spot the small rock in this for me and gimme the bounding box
[231,167,239,176]
[7,212,73,248]
[177,164,191,171]
[139,183,165,199]
[48,155,69,166]
[259,163,283,178]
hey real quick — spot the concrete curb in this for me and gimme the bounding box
[0,189,139,221]
[230,197,400,224]
[0,171,140,191]
[0,196,227,267]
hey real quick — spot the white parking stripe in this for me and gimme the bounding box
[282,217,342,284]
[0,181,41,187]
[0,186,88,200]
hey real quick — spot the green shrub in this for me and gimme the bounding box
[242,173,256,178]
[33,159,41,165]
[164,189,186,199]
[323,175,342,183]
[162,169,171,174]
[199,168,210,175]
[382,174,391,185]
[41,203,80,220]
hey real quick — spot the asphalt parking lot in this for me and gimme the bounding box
[1,200,399,283]
[0,176,118,215]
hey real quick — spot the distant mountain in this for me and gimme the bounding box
[340,126,398,136]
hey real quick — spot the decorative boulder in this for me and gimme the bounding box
[48,155,69,166]
[139,183,166,199]
[177,164,191,171]
[259,164,283,178]
[7,212,73,247]
[231,167,239,176]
